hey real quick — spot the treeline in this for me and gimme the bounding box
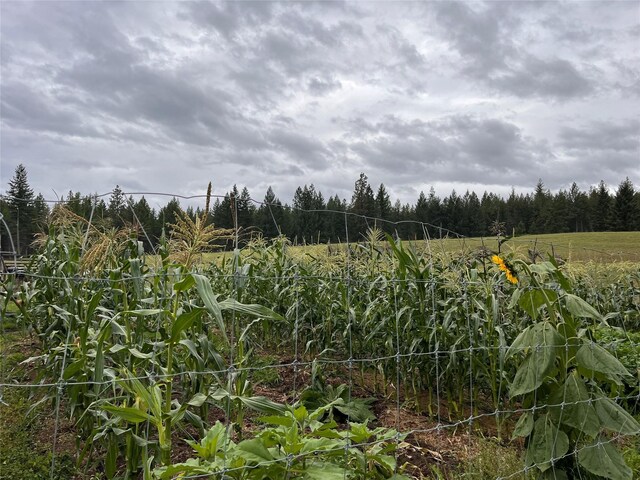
[1,166,639,255]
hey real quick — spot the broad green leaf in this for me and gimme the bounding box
[593,396,640,435]
[173,274,195,292]
[239,395,286,415]
[549,371,600,437]
[85,290,104,322]
[258,414,294,427]
[518,289,557,320]
[526,414,569,473]
[541,468,569,480]
[512,411,534,439]
[191,274,227,345]
[549,370,600,437]
[170,308,205,343]
[102,405,152,424]
[187,392,208,407]
[510,327,559,397]
[128,348,153,359]
[506,325,533,358]
[304,463,347,480]
[94,341,104,395]
[109,344,127,354]
[179,339,203,364]
[124,309,165,317]
[63,360,85,380]
[110,318,127,337]
[334,401,375,422]
[236,438,274,463]
[119,371,163,419]
[529,262,556,275]
[564,294,601,320]
[578,438,632,480]
[576,344,630,378]
[300,437,341,453]
[219,298,285,322]
[294,405,308,423]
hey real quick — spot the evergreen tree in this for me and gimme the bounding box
[256,187,284,238]
[132,196,156,251]
[480,192,504,236]
[325,194,346,242]
[375,184,392,231]
[108,185,126,228]
[237,186,255,230]
[613,178,637,231]
[349,173,376,240]
[425,188,443,238]
[590,181,612,231]
[33,193,49,230]
[213,195,232,230]
[6,164,36,255]
[414,191,428,224]
[461,190,482,237]
[442,190,462,235]
[567,183,590,232]
[158,197,181,235]
[530,180,551,234]
[548,190,571,233]
[292,184,325,243]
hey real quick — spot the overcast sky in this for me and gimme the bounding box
[1,1,639,210]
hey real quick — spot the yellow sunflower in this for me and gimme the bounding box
[491,255,518,284]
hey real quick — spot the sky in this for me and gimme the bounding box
[1,1,639,210]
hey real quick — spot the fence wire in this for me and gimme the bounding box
[0,191,638,480]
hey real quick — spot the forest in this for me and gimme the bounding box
[1,166,639,255]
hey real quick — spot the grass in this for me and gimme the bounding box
[460,438,532,480]
[0,332,78,480]
[200,231,640,266]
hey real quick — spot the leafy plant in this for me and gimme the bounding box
[507,258,640,480]
[300,360,375,423]
[155,402,409,480]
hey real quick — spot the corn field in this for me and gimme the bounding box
[1,203,639,480]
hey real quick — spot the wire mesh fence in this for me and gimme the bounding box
[0,191,639,480]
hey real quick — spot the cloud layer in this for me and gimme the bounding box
[1,1,638,207]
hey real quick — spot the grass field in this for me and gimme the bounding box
[208,231,640,265]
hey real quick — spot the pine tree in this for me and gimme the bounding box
[325,194,346,242]
[375,184,392,231]
[590,181,612,231]
[132,196,156,251]
[158,198,181,236]
[292,185,325,243]
[613,178,637,231]
[108,185,126,228]
[7,164,36,255]
[349,173,376,240]
[237,187,255,230]
[530,180,551,234]
[256,187,284,238]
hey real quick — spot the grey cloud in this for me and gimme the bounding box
[434,1,593,99]
[308,76,342,96]
[343,114,547,186]
[435,1,513,77]
[493,56,593,99]
[1,82,100,138]
[559,119,640,152]
[182,1,274,39]
[268,129,331,170]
